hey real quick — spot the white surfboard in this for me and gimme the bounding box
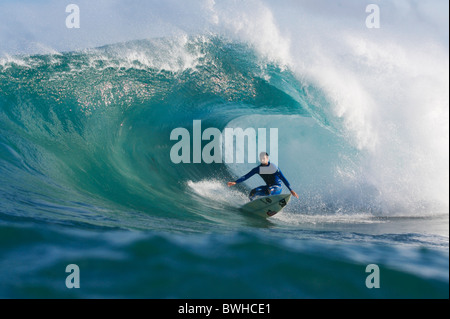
[240,194,291,218]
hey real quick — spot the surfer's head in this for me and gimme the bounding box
[259,152,269,165]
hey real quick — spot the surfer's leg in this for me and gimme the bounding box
[249,186,269,201]
[268,185,282,195]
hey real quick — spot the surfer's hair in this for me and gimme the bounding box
[259,152,269,157]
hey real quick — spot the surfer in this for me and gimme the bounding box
[227,152,299,201]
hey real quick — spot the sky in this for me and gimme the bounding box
[0,0,448,56]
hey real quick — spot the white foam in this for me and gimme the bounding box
[273,211,383,226]
[261,1,449,215]
[186,179,247,208]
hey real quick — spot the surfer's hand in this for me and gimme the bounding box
[291,190,299,199]
[227,182,236,187]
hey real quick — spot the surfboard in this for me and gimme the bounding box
[240,194,291,218]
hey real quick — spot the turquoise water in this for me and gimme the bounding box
[0,35,448,298]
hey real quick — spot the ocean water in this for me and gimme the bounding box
[0,1,448,299]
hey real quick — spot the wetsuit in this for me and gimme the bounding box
[234,162,292,201]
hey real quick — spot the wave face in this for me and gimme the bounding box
[0,0,448,298]
[0,37,310,227]
[0,35,447,229]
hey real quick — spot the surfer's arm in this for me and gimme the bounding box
[277,169,292,191]
[277,169,299,199]
[234,167,259,184]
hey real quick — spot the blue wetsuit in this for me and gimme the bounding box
[235,162,292,201]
